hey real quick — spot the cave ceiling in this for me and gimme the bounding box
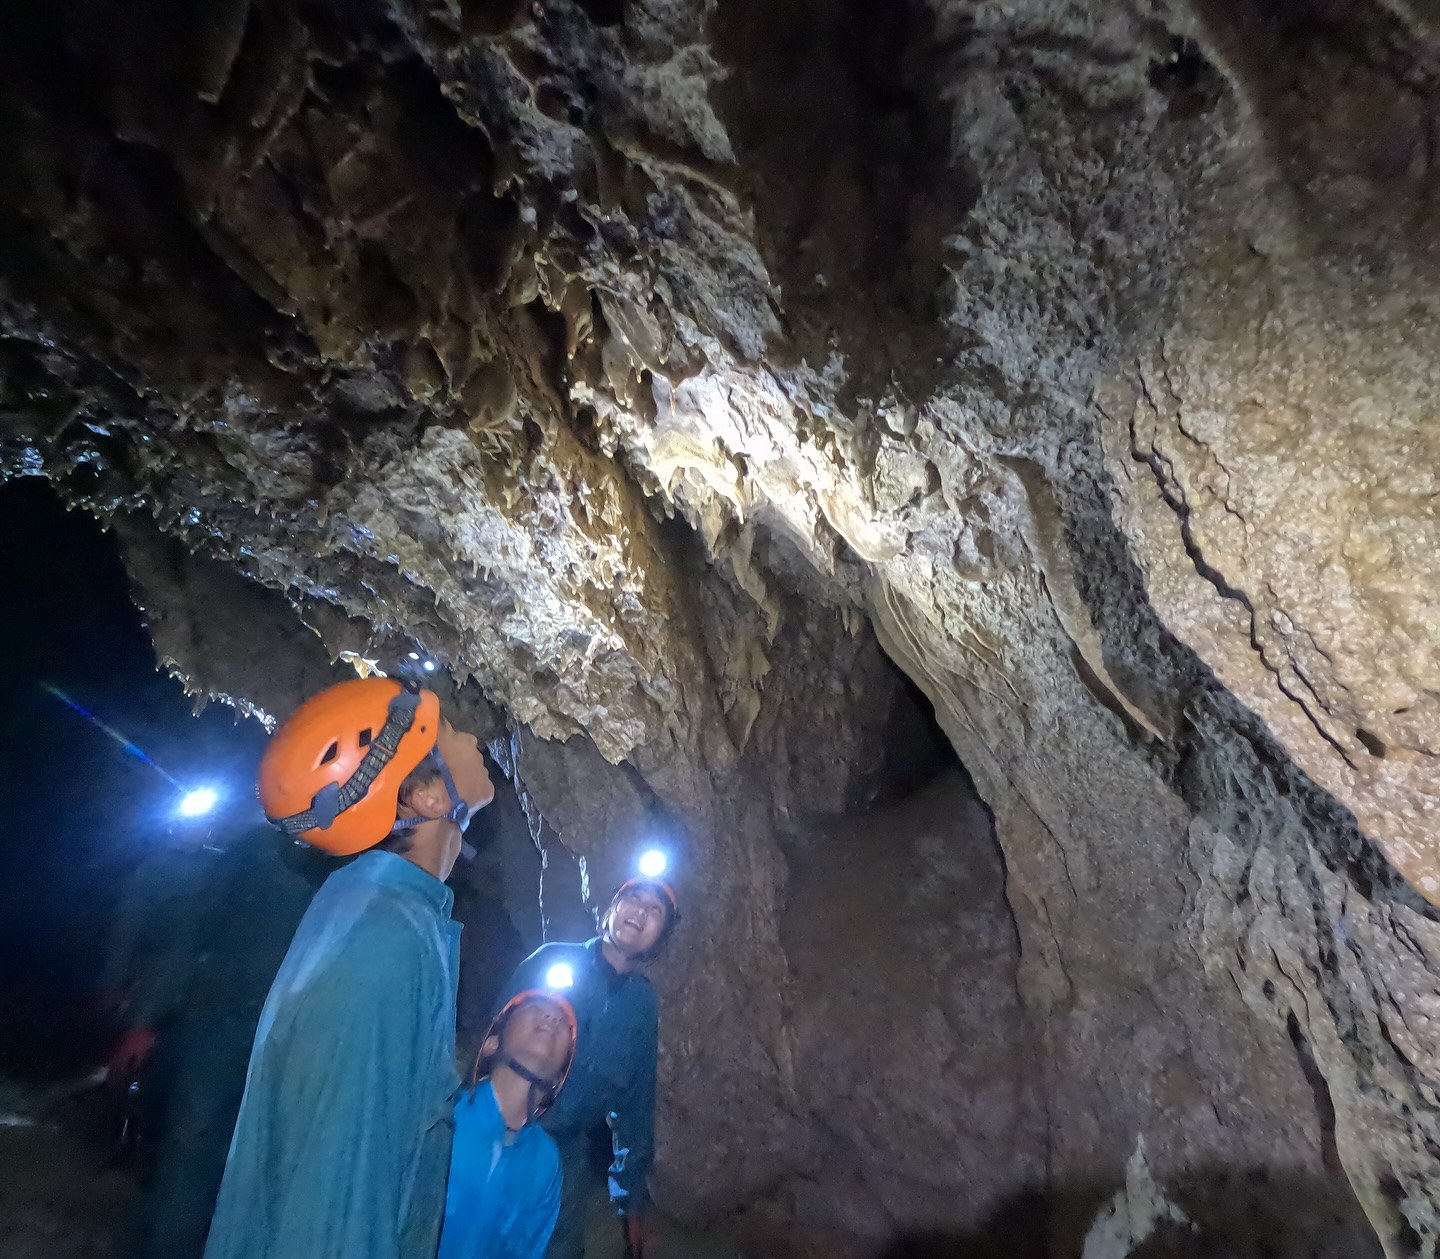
[4,0,1440,1254]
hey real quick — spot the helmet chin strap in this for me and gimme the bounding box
[497,1055,558,1126]
[391,749,474,834]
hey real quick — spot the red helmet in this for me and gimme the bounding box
[258,679,441,856]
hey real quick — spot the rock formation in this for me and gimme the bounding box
[3,0,1438,1253]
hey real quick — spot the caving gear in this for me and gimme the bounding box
[612,878,677,922]
[470,990,579,1127]
[437,1081,562,1259]
[390,745,478,836]
[499,939,658,1251]
[204,849,462,1259]
[260,678,472,855]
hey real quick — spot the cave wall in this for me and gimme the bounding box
[779,770,1040,1240]
[3,0,1439,1254]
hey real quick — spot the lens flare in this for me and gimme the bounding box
[545,962,575,991]
[178,787,219,818]
[638,849,668,878]
[40,683,180,787]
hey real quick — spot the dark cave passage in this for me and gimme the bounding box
[0,480,271,1079]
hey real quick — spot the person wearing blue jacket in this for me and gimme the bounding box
[438,986,578,1259]
[497,868,678,1259]
[203,676,496,1259]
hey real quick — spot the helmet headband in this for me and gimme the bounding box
[267,689,424,838]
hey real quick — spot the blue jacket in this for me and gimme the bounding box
[499,939,657,1214]
[204,850,462,1259]
[437,1082,561,1259]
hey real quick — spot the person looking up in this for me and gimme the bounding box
[438,987,578,1259]
[203,676,495,1259]
[498,872,678,1259]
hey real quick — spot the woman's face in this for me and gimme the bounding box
[606,885,668,957]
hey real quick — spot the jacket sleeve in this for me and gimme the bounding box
[606,991,658,1215]
[240,914,444,1259]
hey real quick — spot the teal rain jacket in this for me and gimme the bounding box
[498,939,657,1215]
[437,1082,561,1259]
[204,850,462,1259]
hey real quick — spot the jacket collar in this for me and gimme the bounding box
[586,935,629,989]
[352,848,454,916]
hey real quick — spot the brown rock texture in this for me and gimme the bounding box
[3,0,1438,1254]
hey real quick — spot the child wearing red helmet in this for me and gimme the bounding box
[438,988,579,1259]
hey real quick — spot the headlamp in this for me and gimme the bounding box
[177,786,220,818]
[545,962,575,991]
[395,650,440,691]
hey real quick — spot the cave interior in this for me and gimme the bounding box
[3,0,1440,1256]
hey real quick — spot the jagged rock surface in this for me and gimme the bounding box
[3,0,1438,1253]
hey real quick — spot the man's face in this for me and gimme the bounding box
[607,885,669,957]
[434,717,495,811]
[501,998,574,1082]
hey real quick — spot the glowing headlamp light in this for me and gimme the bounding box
[177,787,220,818]
[637,849,668,879]
[545,962,575,991]
[398,651,439,686]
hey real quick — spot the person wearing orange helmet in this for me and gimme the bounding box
[203,674,495,1259]
[437,986,578,1259]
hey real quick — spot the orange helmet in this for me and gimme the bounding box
[259,678,441,855]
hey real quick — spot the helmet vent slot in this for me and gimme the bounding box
[357,728,373,747]
[320,740,340,765]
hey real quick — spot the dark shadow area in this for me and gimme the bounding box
[870,1188,1047,1258]
[870,664,968,806]
[710,0,978,403]
[0,479,273,1080]
[839,637,981,816]
[868,1163,1380,1258]
[0,477,297,1258]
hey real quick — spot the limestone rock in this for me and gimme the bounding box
[3,0,1438,1253]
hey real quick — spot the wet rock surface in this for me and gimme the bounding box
[0,1095,136,1259]
[2,0,1438,1253]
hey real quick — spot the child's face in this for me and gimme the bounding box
[502,999,574,1081]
